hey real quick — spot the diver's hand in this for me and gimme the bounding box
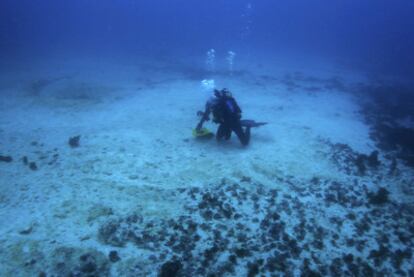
[196,111,204,117]
[196,122,203,131]
[197,111,210,121]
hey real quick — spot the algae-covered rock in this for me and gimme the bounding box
[18,221,37,235]
[159,259,182,277]
[0,155,13,162]
[1,240,110,277]
[98,217,129,247]
[4,240,46,276]
[87,204,114,223]
[108,250,121,263]
[69,135,81,148]
[51,246,110,277]
[368,187,390,205]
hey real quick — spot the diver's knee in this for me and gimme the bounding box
[240,138,249,146]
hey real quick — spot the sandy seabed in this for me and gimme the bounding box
[0,58,413,276]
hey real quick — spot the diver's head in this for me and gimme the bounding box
[213,88,232,98]
[221,88,232,98]
[213,89,222,98]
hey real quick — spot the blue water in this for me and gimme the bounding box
[1,0,413,79]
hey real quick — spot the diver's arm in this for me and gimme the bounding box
[196,102,211,130]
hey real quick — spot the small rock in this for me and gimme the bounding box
[343,253,354,264]
[367,151,380,168]
[0,155,13,163]
[247,261,260,277]
[108,250,120,263]
[81,260,97,273]
[235,247,251,258]
[368,187,389,205]
[79,235,91,241]
[240,176,252,183]
[98,219,126,247]
[369,245,389,266]
[159,260,182,277]
[128,175,139,180]
[389,157,398,175]
[52,247,109,276]
[29,162,38,171]
[19,223,35,235]
[87,204,113,223]
[69,135,81,148]
[24,258,37,266]
[355,154,366,175]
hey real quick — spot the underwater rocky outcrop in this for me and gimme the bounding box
[356,82,414,168]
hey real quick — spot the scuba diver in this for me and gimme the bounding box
[195,88,266,146]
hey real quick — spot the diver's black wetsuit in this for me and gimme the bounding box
[197,90,251,146]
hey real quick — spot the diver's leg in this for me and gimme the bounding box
[217,123,232,141]
[232,122,251,146]
[216,124,227,141]
[245,127,251,144]
[224,127,232,140]
[219,125,232,141]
